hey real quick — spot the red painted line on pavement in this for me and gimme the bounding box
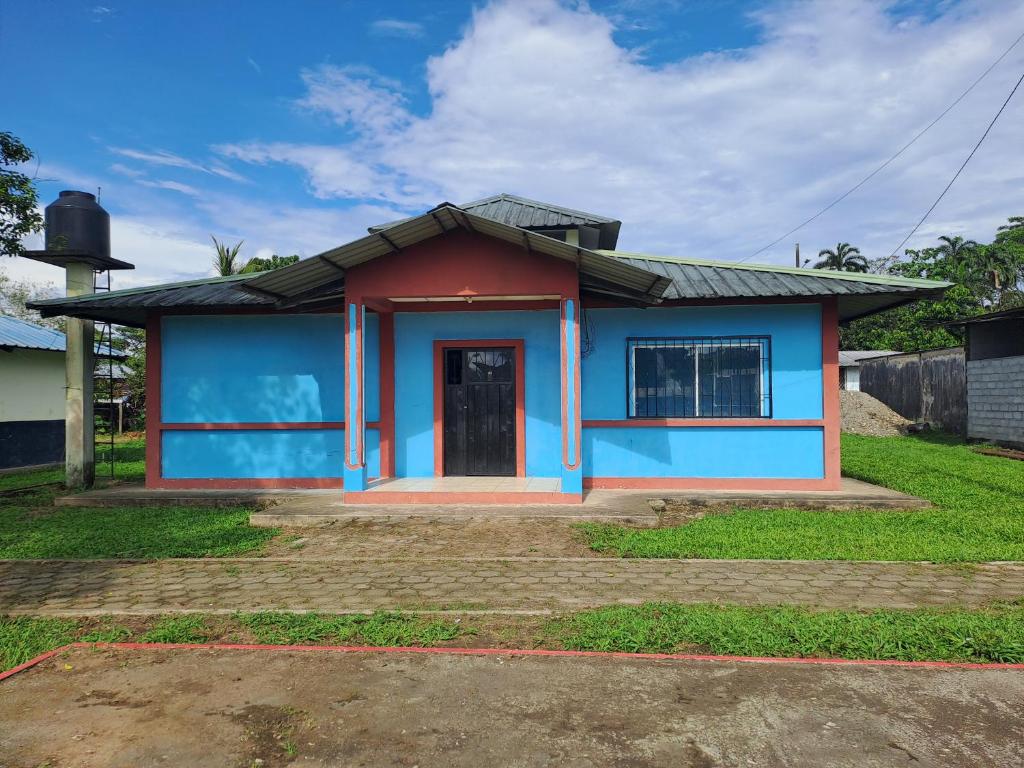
[3,642,1023,684]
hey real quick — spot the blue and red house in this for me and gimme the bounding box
[34,194,948,503]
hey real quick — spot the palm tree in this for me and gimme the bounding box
[933,235,978,281]
[976,246,1014,290]
[814,242,868,272]
[211,236,244,276]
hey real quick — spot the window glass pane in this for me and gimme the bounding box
[629,337,769,418]
[698,344,761,417]
[632,345,696,417]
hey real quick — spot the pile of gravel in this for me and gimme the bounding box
[840,390,911,437]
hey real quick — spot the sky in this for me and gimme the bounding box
[3,0,1023,292]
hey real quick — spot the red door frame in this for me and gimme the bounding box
[432,339,526,478]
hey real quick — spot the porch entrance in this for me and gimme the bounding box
[443,347,516,476]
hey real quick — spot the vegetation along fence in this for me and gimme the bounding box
[860,347,967,435]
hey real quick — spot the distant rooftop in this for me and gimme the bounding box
[0,314,126,357]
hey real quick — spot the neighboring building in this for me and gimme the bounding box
[957,307,1024,448]
[0,315,126,470]
[838,350,896,391]
[31,195,948,501]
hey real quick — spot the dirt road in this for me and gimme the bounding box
[2,647,1021,767]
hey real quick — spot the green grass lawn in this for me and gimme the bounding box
[579,433,1024,562]
[5,603,1023,670]
[545,602,1024,662]
[0,436,276,559]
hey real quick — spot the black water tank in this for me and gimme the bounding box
[44,190,110,259]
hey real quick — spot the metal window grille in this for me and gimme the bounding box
[626,336,772,418]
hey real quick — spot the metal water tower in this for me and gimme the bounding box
[22,191,134,488]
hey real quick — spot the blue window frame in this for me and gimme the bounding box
[627,336,772,418]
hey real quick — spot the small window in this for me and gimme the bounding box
[627,337,771,418]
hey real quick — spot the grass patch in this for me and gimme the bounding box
[0,616,80,669]
[545,602,1024,663]
[5,605,1024,671]
[0,435,278,559]
[579,433,1024,562]
[141,615,213,644]
[0,611,465,671]
[235,611,462,646]
[0,503,276,559]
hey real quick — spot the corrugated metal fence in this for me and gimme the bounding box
[860,347,967,434]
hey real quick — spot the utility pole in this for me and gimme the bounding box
[795,243,800,268]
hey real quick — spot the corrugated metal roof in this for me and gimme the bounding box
[600,251,950,320]
[0,315,67,351]
[30,209,951,325]
[0,314,125,357]
[245,204,670,303]
[30,274,277,327]
[370,193,619,231]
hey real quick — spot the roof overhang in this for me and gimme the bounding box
[241,204,671,305]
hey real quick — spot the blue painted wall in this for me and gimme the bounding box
[394,309,561,477]
[157,304,824,482]
[582,304,824,478]
[160,314,380,479]
[584,426,823,478]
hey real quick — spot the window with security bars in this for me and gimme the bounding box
[627,336,772,418]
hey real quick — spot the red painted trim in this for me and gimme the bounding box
[392,300,561,313]
[344,490,580,505]
[145,314,162,488]
[821,298,841,490]
[6,643,1024,685]
[584,477,836,490]
[432,339,527,478]
[148,477,344,490]
[378,312,396,478]
[160,422,349,431]
[582,419,825,428]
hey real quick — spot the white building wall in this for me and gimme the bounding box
[0,348,65,423]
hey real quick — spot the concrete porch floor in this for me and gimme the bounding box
[53,477,930,526]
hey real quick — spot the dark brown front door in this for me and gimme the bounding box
[443,347,516,476]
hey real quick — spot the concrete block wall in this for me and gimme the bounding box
[967,355,1024,446]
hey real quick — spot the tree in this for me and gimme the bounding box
[0,264,61,329]
[240,254,300,273]
[211,236,244,276]
[814,242,868,272]
[1,132,43,258]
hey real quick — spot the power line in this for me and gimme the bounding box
[741,29,1024,263]
[884,69,1024,262]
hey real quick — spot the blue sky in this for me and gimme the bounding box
[4,0,1023,289]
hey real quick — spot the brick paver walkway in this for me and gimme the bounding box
[2,558,1022,615]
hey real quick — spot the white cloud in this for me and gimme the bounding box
[370,19,426,38]
[138,179,202,197]
[109,147,247,183]
[247,56,262,74]
[217,0,1024,264]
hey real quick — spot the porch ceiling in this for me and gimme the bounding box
[240,204,673,305]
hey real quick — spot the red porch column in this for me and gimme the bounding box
[378,311,396,478]
[822,297,841,490]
